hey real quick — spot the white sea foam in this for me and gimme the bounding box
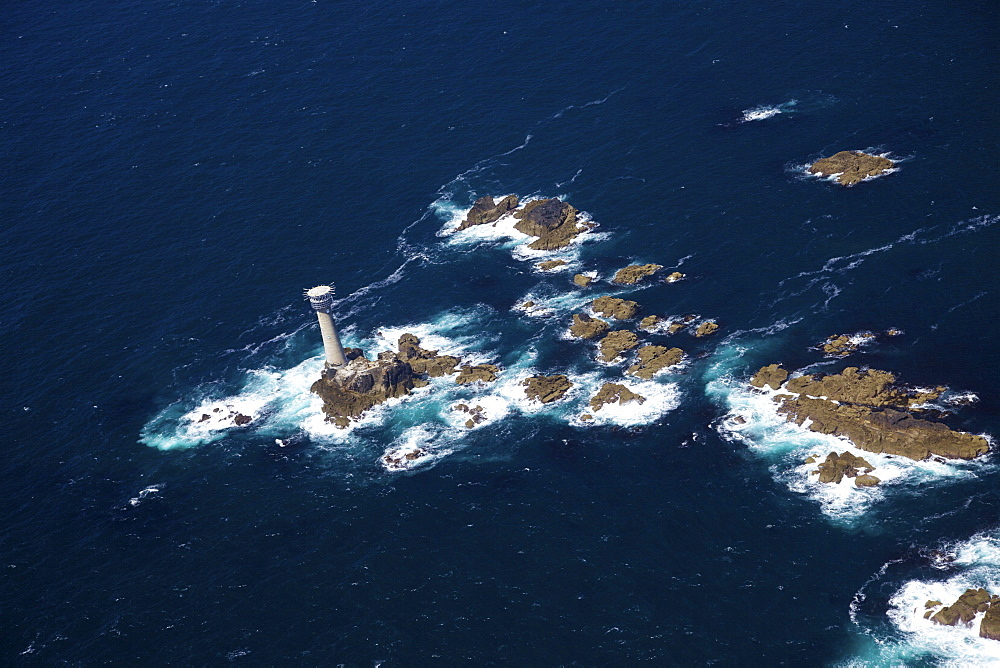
[740,99,797,123]
[881,532,1000,666]
[380,425,457,472]
[127,485,163,507]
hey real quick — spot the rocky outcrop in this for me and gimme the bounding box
[599,330,640,362]
[612,263,662,285]
[930,589,995,626]
[666,314,698,334]
[513,198,592,250]
[590,383,646,411]
[523,374,573,403]
[455,364,499,385]
[457,195,519,231]
[537,259,567,271]
[808,151,894,186]
[754,365,990,461]
[397,333,459,377]
[639,315,661,331]
[821,333,875,356]
[810,451,876,485]
[627,345,683,379]
[750,364,789,390]
[665,271,685,283]
[573,274,593,287]
[694,320,719,337]
[453,403,487,428]
[981,600,1000,640]
[591,295,639,320]
[312,334,465,428]
[569,313,610,340]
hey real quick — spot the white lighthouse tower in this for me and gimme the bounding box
[305,285,348,368]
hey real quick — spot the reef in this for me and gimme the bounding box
[573,273,593,287]
[598,330,640,362]
[312,334,474,428]
[537,259,567,271]
[807,451,880,486]
[590,382,646,411]
[808,150,894,186]
[627,345,683,379]
[456,195,519,231]
[820,333,875,357]
[591,295,640,320]
[694,320,719,337]
[925,588,1000,640]
[665,314,697,334]
[455,364,500,385]
[612,263,662,285]
[453,403,487,428]
[523,374,573,404]
[512,198,593,250]
[639,315,661,331]
[665,271,685,283]
[752,365,990,461]
[569,313,610,340]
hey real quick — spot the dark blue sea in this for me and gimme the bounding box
[3,1,999,664]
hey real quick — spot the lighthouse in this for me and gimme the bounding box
[305,285,348,368]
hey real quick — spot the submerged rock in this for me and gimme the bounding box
[808,151,894,186]
[612,263,662,285]
[598,330,640,362]
[627,345,684,379]
[590,382,646,411]
[537,259,567,271]
[455,364,499,385]
[591,295,640,320]
[573,273,593,287]
[457,195,519,231]
[754,365,990,461]
[523,374,573,403]
[512,198,592,250]
[569,313,610,340]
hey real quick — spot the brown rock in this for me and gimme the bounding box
[639,315,661,331]
[523,374,573,404]
[233,413,252,426]
[932,589,992,626]
[512,198,591,251]
[981,601,1000,640]
[455,364,499,385]
[457,195,519,231]
[397,333,459,377]
[665,271,685,283]
[750,364,789,390]
[854,474,881,487]
[814,451,875,484]
[821,333,875,356]
[590,383,646,412]
[612,263,663,285]
[573,273,593,287]
[580,414,593,422]
[591,295,640,320]
[537,259,567,271]
[598,330,640,362]
[569,313,610,340]
[627,345,684,379]
[768,367,990,461]
[808,151,894,186]
[694,321,719,337]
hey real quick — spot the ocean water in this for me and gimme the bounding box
[3,0,998,663]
